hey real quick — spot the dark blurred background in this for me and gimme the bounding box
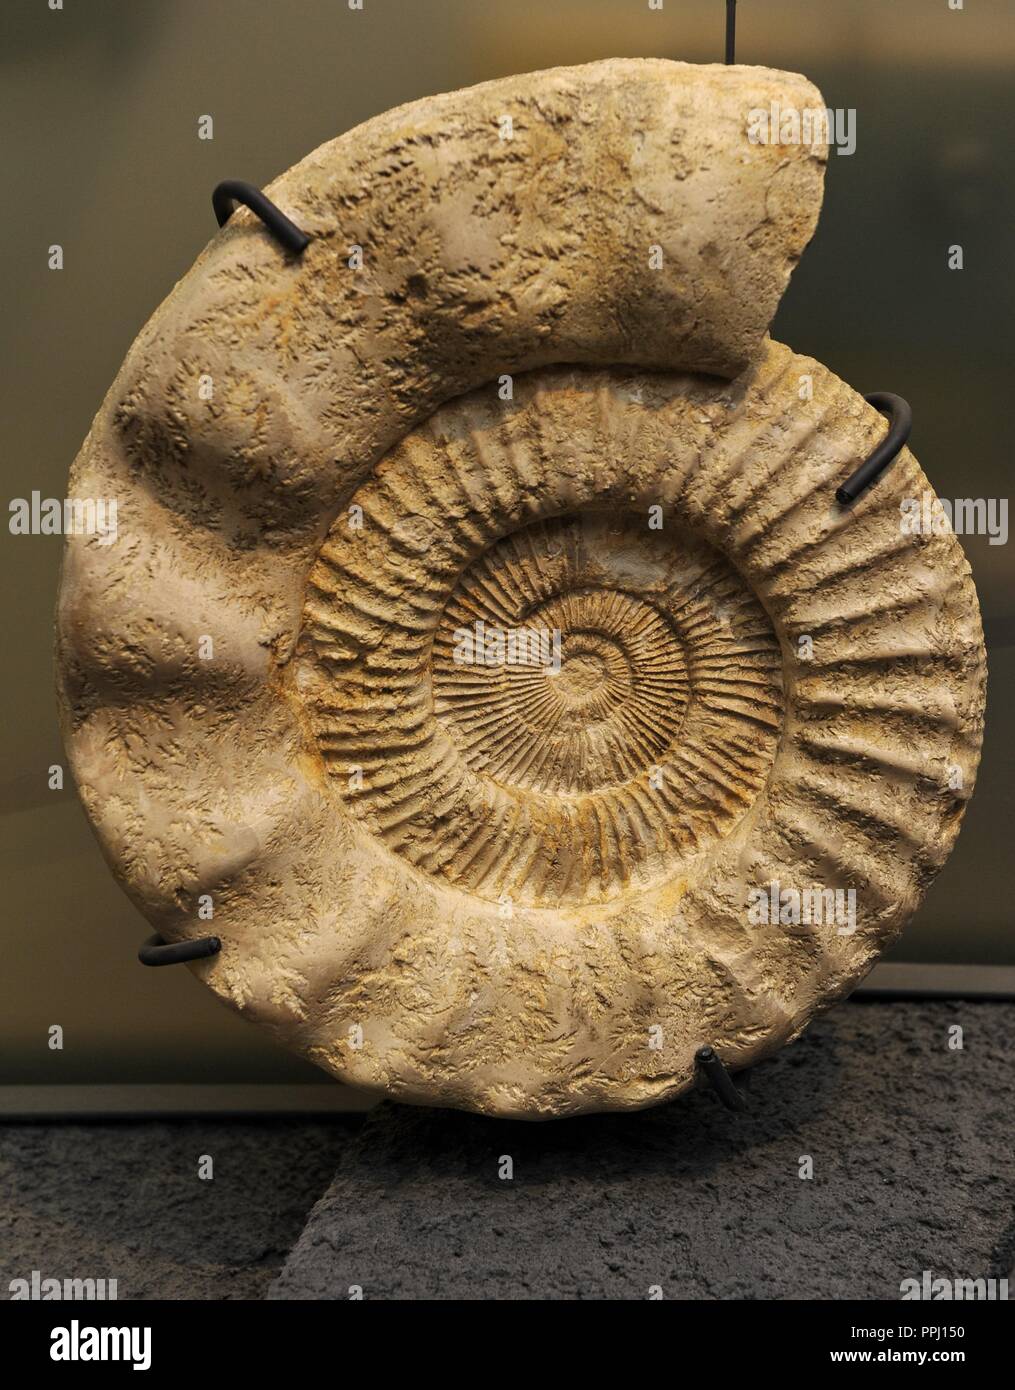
[2,0,1012,1091]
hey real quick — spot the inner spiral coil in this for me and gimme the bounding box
[294,382,784,908]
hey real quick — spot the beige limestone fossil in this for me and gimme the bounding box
[56,60,985,1118]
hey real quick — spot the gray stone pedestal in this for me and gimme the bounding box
[268,1000,1015,1300]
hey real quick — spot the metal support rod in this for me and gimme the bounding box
[139,933,221,967]
[725,0,737,64]
[696,1045,747,1111]
[836,392,912,505]
[212,179,310,255]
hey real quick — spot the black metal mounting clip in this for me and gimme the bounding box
[836,392,913,506]
[139,933,221,968]
[696,1045,748,1112]
[212,179,310,256]
[725,0,737,64]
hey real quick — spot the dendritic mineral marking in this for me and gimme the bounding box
[56,60,985,1118]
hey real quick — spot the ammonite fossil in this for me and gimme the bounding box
[56,60,985,1117]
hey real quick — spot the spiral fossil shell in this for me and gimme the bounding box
[56,60,985,1116]
[297,395,786,911]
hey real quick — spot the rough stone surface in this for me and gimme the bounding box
[1,1004,1010,1301]
[0,1120,353,1301]
[268,1002,1015,1300]
[55,59,985,1117]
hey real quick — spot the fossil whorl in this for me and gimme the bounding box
[56,60,985,1117]
[297,393,786,910]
